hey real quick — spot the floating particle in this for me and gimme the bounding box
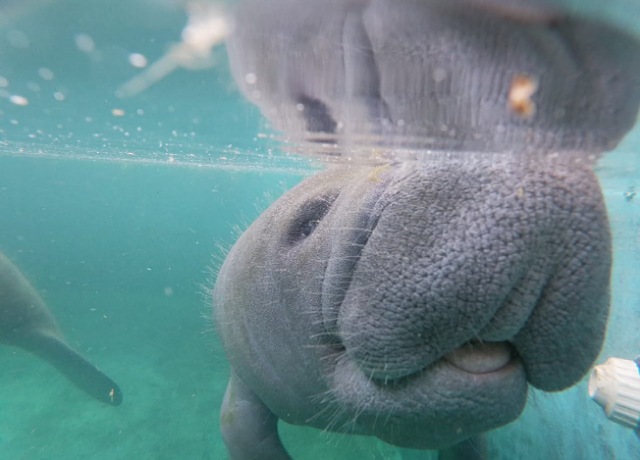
[7,30,29,48]
[111,108,125,117]
[508,74,538,118]
[0,76,9,87]
[38,68,55,80]
[53,91,65,101]
[624,187,636,202]
[244,72,257,84]
[9,95,29,106]
[128,53,148,68]
[75,33,95,53]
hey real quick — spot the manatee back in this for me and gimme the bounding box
[0,251,61,343]
[0,251,123,406]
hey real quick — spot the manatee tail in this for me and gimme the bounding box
[20,332,123,406]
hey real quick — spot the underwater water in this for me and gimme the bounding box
[0,1,639,459]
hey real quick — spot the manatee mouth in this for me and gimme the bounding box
[361,340,519,386]
[328,337,528,449]
[442,341,515,375]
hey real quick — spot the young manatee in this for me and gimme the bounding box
[0,252,122,406]
[214,154,611,459]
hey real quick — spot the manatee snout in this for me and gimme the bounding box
[330,157,610,394]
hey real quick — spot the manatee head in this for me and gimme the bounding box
[214,153,610,449]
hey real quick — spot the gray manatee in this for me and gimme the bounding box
[214,0,640,459]
[0,251,122,406]
[214,155,610,458]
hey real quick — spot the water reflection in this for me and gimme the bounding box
[227,0,640,161]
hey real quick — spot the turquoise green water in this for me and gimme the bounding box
[2,153,640,460]
[1,1,640,459]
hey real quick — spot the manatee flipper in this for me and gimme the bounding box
[438,436,487,460]
[221,372,291,460]
[18,331,123,406]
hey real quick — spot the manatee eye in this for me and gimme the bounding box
[288,194,337,245]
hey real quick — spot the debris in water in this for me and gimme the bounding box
[508,74,537,118]
[116,2,232,98]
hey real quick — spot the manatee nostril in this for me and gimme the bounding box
[299,219,319,238]
[287,193,338,245]
[296,94,337,134]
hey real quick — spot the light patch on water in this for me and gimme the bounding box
[74,33,95,53]
[128,53,148,68]
[37,67,54,80]
[9,94,29,106]
[7,30,30,48]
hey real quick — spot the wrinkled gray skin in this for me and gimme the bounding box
[0,252,122,406]
[215,156,610,458]
[214,0,640,459]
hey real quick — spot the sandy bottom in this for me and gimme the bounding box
[1,263,638,460]
[0,288,409,460]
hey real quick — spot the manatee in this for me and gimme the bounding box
[214,155,611,458]
[214,0,640,458]
[0,251,122,406]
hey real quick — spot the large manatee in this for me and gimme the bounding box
[0,251,122,406]
[214,155,610,459]
[214,0,640,458]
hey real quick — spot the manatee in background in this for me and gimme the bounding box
[214,0,640,459]
[0,251,123,406]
